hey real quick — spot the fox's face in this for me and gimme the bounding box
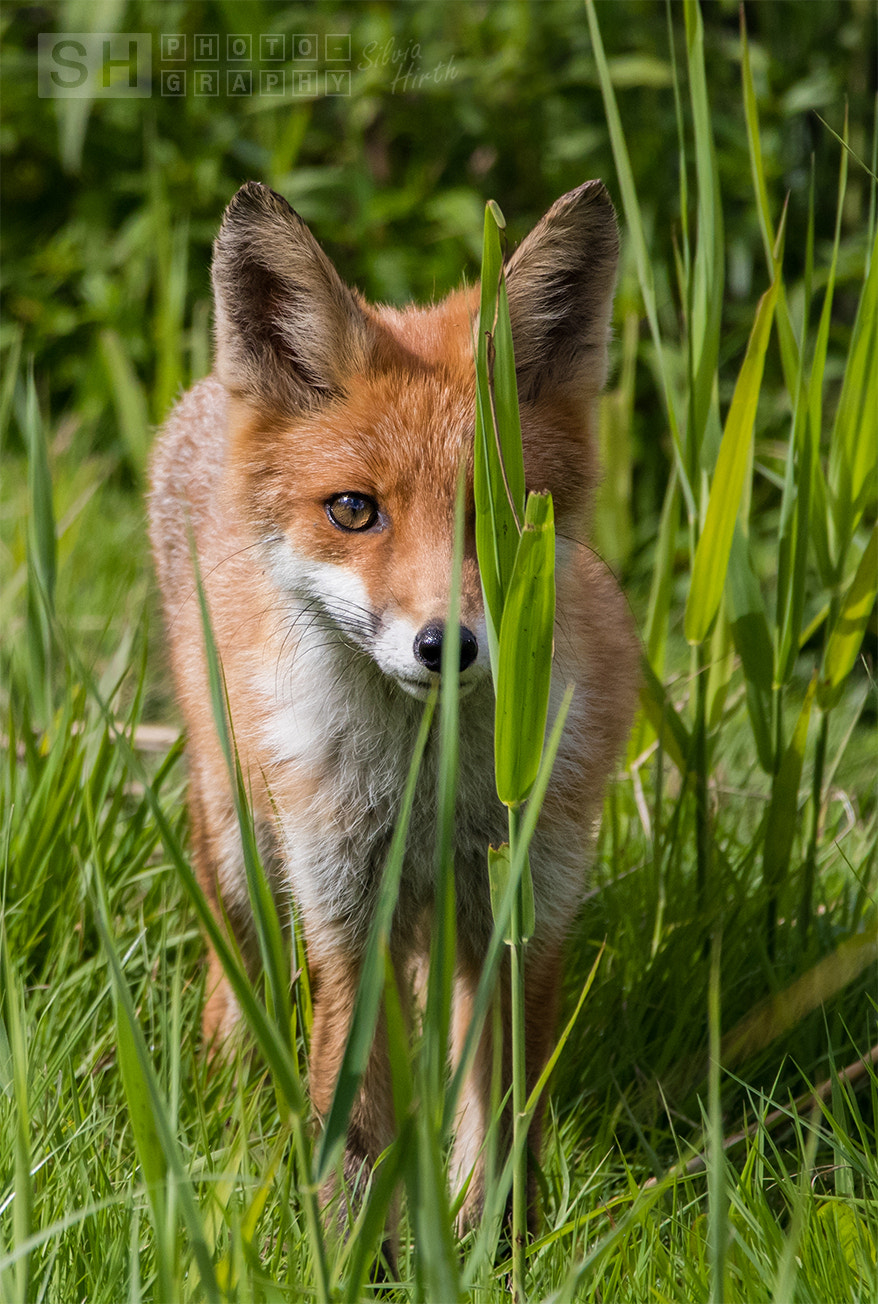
[212,181,619,699]
[227,346,486,699]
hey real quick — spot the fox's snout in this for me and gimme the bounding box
[412,621,479,674]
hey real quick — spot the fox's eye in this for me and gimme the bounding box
[326,492,380,532]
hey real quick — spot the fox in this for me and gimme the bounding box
[149,179,638,1239]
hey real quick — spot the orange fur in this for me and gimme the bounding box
[149,181,638,1244]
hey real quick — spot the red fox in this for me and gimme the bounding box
[149,180,638,1234]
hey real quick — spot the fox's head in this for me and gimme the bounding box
[211,181,618,699]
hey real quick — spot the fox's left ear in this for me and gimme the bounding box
[211,181,375,414]
[505,181,619,403]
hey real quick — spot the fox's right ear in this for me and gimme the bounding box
[505,180,619,404]
[211,181,374,413]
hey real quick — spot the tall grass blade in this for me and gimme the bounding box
[706,938,728,1304]
[58,636,310,1123]
[644,469,681,674]
[726,526,774,773]
[412,1107,462,1304]
[769,1116,820,1303]
[818,522,878,712]
[762,676,816,955]
[741,8,800,394]
[827,227,878,561]
[444,686,572,1139]
[585,0,694,518]
[494,492,556,806]
[339,1119,410,1302]
[114,978,173,1298]
[685,271,778,643]
[99,329,151,479]
[424,468,465,1107]
[1,927,32,1304]
[807,109,850,583]
[683,0,724,472]
[22,366,56,727]
[474,200,524,668]
[91,870,220,1304]
[0,328,22,446]
[638,657,692,776]
[316,692,436,1184]
[189,535,294,1053]
[524,944,605,1115]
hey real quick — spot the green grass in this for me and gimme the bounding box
[2,1,877,1300]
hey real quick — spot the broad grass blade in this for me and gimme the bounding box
[93,876,220,1304]
[22,366,56,724]
[726,526,775,773]
[741,8,800,394]
[474,200,524,667]
[444,687,573,1134]
[827,228,878,560]
[494,491,556,806]
[114,989,171,1284]
[0,328,22,444]
[488,842,534,944]
[585,0,694,518]
[763,675,816,951]
[340,1120,410,1302]
[424,468,465,1103]
[638,657,692,776]
[683,0,724,469]
[411,1109,462,1304]
[189,537,293,1052]
[685,272,778,644]
[818,523,878,712]
[644,469,681,674]
[99,328,151,478]
[1,930,33,1304]
[805,111,849,583]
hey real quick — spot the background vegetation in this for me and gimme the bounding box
[1,1,876,1300]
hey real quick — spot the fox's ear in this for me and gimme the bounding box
[211,181,373,412]
[505,181,619,403]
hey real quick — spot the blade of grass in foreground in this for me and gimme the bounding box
[494,492,556,807]
[826,228,878,566]
[474,194,562,1304]
[189,531,294,1056]
[0,925,33,1304]
[706,939,728,1304]
[683,0,724,474]
[424,467,466,1109]
[91,864,220,1304]
[474,199,527,688]
[585,0,693,519]
[22,365,56,728]
[49,621,334,1296]
[315,691,437,1185]
[818,522,878,712]
[685,263,779,644]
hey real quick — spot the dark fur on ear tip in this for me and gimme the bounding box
[220,180,302,229]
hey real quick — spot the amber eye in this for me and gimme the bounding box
[326,492,380,532]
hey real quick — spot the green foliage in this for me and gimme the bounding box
[1,1,876,1301]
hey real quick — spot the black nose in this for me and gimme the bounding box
[413,623,479,674]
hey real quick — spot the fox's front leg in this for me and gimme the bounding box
[450,939,563,1233]
[307,946,398,1238]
